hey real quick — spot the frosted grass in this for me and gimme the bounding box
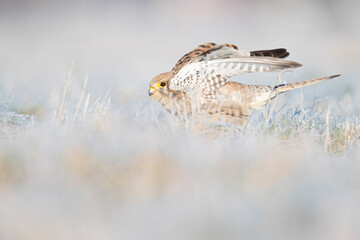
[0,73,359,240]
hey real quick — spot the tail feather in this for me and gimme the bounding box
[275,74,341,94]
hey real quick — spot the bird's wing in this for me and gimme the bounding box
[169,44,302,98]
[171,42,248,77]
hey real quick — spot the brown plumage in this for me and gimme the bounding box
[148,42,340,126]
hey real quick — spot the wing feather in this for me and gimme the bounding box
[170,57,302,92]
[250,48,289,58]
[168,43,302,102]
[171,43,250,77]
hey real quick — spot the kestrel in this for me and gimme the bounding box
[148,42,339,126]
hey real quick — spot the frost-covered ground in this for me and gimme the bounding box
[1,1,360,239]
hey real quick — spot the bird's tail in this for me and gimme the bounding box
[275,74,341,94]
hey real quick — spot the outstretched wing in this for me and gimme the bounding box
[171,42,248,77]
[169,43,302,99]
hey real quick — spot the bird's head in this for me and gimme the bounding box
[148,72,172,101]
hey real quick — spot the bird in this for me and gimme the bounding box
[148,42,340,126]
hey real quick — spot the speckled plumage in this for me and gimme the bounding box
[148,43,340,126]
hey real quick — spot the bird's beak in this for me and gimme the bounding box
[148,86,156,96]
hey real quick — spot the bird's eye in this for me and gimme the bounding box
[158,82,167,87]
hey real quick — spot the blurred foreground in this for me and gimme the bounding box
[0,73,360,239]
